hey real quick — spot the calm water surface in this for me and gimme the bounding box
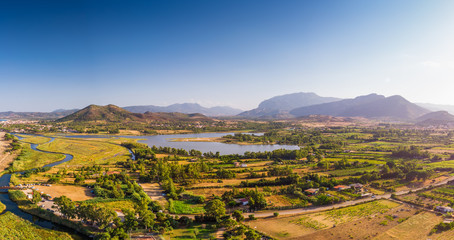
[66,132,300,155]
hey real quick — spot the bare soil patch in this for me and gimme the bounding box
[141,183,167,206]
[33,184,94,201]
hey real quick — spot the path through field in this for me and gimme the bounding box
[141,183,167,205]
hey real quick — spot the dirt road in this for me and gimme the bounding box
[248,176,454,218]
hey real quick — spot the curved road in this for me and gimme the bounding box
[248,176,454,218]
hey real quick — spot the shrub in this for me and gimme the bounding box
[273,212,279,217]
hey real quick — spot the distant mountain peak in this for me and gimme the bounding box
[123,103,243,117]
[239,92,341,118]
[57,104,214,123]
[290,94,430,120]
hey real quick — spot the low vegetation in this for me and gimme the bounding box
[0,211,73,240]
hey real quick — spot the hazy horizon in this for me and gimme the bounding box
[2,0,454,112]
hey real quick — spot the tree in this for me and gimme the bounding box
[232,210,244,222]
[95,206,117,229]
[249,188,267,210]
[245,230,260,240]
[139,209,155,230]
[54,195,76,219]
[32,190,42,204]
[204,199,226,222]
[123,209,138,232]
[222,218,237,229]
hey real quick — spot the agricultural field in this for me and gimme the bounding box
[245,200,404,239]
[400,184,454,209]
[0,211,73,240]
[373,212,443,240]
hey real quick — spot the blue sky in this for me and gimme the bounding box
[1,0,454,112]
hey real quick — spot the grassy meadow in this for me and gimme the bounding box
[11,144,65,172]
[37,137,131,167]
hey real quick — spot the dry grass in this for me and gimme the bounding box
[33,184,94,201]
[140,183,167,206]
[373,212,442,240]
[246,200,402,240]
[0,132,17,172]
[265,194,292,208]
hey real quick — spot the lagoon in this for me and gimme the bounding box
[67,132,299,155]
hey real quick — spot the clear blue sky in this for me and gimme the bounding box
[1,0,454,112]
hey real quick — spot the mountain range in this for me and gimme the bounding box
[123,103,242,117]
[238,92,340,118]
[3,92,454,124]
[416,103,454,115]
[289,94,430,120]
[57,104,213,123]
[0,109,78,120]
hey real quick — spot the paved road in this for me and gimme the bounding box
[248,176,454,218]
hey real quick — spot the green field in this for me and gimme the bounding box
[324,165,377,177]
[0,211,73,240]
[11,144,65,172]
[37,137,130,166]
[163,224,217,240]
[168,199,205,214]
[323,200,399,224]
[0,201,5,212]
[427,160,454,169]
[18,135,52,145]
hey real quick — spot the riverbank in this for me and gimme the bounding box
[0,211,73,240]
[0,132,17,173]
[8,190,92,238]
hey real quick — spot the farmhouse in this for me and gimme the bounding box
[304,188,319,196]
[333,185,351,191]
[234,198,249,206]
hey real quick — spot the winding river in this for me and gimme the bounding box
[0,132,298,236]
[0,135,78,235]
